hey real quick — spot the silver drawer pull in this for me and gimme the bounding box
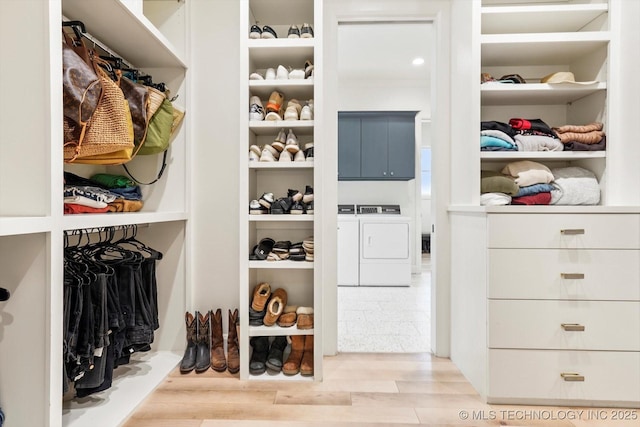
[561,229,585,235]
[561,273,585,280]
[561,323,585,332]
[561,373,585,382]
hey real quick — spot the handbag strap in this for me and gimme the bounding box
[122,149,168,185]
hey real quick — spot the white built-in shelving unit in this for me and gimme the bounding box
[239,0,323,381]
[0,0,190,425]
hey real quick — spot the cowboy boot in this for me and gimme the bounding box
[282,335,304,375]
[210,308,227,372]
[227,308,240,374]
[179,312,197,373]
[300,335,314,376]
[195,311,211,373]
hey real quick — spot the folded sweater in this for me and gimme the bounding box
[550,167,600,205]
[502,160,554,187]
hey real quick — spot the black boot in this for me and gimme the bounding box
[195,311,211,373]
[179,312,197,373]
[266,335,287,372]
[249,336,269,375]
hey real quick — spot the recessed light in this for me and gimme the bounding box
[412,57,425,66]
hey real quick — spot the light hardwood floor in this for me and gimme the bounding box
[123,353,638,426]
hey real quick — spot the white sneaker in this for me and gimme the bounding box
[264,144,280,159]
[250,144,262,156]
[272,129,286,152]
[265,68,276,80]
[288,69,304,79]
[249,149,260,161]
[294,150,305,162]
[249,72,264,80]
[265,111,282,121]
[284,100,301,121]
[249,96,264,121]
[276,65,289,80]
[260,147,277,162]
[279,151,292,162]
[285,129,299,154]
[300,105,313,120]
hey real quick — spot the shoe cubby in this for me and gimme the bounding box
[241,0,321,381]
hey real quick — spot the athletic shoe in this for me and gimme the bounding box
[260,148,276,162]
[305,200,314,214]
[249,25,262,39]
[249,149,260,162]
[288,189,303,202]
[290,200,305,214]
[249,96,264,121]
[304,60,314,79]
[272,129,286,152]
[285,129,299,153]
[258,192,275,209]
[302,185,314,203]
[278,151,292,162]
[266,91,284,114]
[288,69,304,79]
[265,68,276,80]
[300,23,314,38]
[276,65,289,80]
[249,199,268,214]
[304,146,314,162]
[294,150,306,162]
[300,104,313,120]
[263,144,280,160]
[284,99,301,121]
[287,25,300,39]
[265,111,282,121]
[249,72,264,80]
[261,25,277,39]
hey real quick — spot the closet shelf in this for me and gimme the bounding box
[0,216,52,237]
[482,4,608,35]
[62,211,187,231]
[250,120,314,135]
[250,80,314,99]
[249,215,314,221]
[248,40,314,68]
[481,32,610,66]
[62,0,187,68]
[249,260,314,269]
[481,83,606,105]
[249,325,314,337]
[481,152,606,160]
[249,162,314,169]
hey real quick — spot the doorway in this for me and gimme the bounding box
[335,20,434,353]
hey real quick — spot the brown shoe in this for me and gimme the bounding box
[277,305,298,327]
[227,308,240,374]
[263,288,288,326]
[266,90,284,114]
[251,282,271,311]
[296,307,314,329]
[195,311,211,373]
[282,335,304,375]
[300,335,314,376]
[210,309,227,372]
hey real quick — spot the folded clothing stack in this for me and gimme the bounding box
[552,122,605,146]
[91,173,143,212]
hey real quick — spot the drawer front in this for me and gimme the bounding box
[488,349,640,404]
[489,300,640,351]
[488,249,640,301]
[488,214,640,249]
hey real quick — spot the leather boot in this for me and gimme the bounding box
[179,312,197,373]
[195,311,211,373]
[300,335,314,376]
[210,308,227,372]
[249,336,269,375]
[282,335,304,375]
[266,335,287,372]
[227,308,240,374]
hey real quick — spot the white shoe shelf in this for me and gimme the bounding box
[239,0,323,381]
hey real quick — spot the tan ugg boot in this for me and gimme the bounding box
[227,308,240,374]
[210,308,227,372]
[282,335,304,375]
[300,335,314,376]
[263,288,288,326]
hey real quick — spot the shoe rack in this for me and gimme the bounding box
[239,0,323,381]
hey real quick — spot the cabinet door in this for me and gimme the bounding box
[360,117,389,179]
[338,114,362,180]
[361,222,409,259]
[387,114,415,179]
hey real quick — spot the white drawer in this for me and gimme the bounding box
[488,214,640,249]
[488,249,640,301]
[488,349,640,405]
[488,300,640,351]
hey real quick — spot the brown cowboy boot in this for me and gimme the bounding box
[195,311,211,373]
[227,308,240,374]
[210,308,227,372]
[300,335,314,376]
[282,335,304,375]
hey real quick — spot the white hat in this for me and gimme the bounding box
[540,71,598,85]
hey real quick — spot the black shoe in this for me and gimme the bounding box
[266,336,288,372]
[300,23,314,38]
[270,197,293,214]
[249,306,266,326]
[250,336,270,374]
[304,146,314,161]
[302,185,314,204]
[288,189,303,202]
[254,238,275,260]
[261,25,278,39]
[290,200,305,215]
[249,24,262,39]
[304,200,314,215]
[179,312,197,373]
[287,25,300,39]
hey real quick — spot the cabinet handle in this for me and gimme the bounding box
[383,172,387,176]
[561,273,585,279]
[390,171,394,176]
[560,373,585,382]
[561,323,585,332]
[561,229,585,235]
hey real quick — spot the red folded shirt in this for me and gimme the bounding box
[64,203,110,214]
[511,192,552,205]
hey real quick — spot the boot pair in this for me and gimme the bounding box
[283,335,313,376]
[249,335,288,374]
[179,311,211,373]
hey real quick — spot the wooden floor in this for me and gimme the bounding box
[123,353,638,426]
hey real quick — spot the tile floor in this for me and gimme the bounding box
[337,255,431,353]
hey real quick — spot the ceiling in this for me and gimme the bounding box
[338,22,433,81]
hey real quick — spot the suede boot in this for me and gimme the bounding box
[210,308,227,372]
[227,308,240,374]
[300,335,314,376]
[266,336,288,372]
[249,336,269,375]
[179,312,197,373]
[282,335,304,375]
[195,311,211,373]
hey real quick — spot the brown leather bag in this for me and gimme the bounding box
[116,69,150,148]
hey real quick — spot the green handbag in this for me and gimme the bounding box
[138,98,174,155]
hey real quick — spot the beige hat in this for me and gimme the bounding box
[540,71,597,85]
